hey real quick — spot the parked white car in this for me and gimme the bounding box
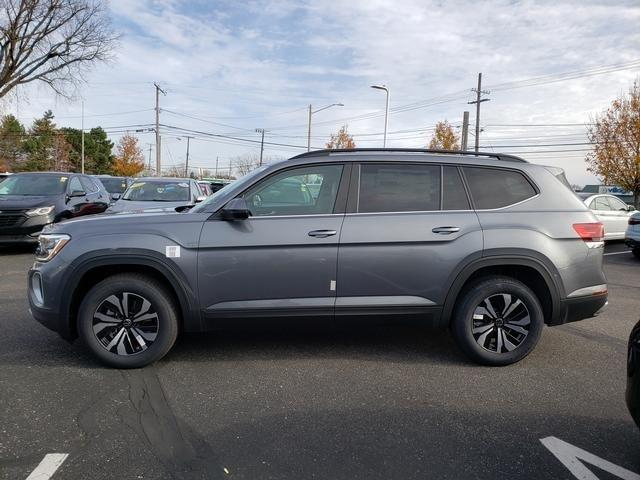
[577,193,638,240]
[625,211,640,258]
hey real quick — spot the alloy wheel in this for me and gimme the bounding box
[92,292,159,356]
[471,293,531,354]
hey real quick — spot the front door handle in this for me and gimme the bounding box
[308,229,337,238]
[432,226,460,234]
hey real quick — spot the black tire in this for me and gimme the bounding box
[450,276,544,366]
[633,248,640,260]
[78,273,179,368]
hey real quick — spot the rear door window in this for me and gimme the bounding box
[442,166,470,210]
[462,167,537,209]
[358,164,440,213]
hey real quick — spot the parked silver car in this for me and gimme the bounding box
[107,177,206,214]
[29,149,608,368]
[577,193,637,240]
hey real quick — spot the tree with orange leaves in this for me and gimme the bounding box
[112,134,145,177]
[428,120,460,150]
[326,125,356,149]
[586,79,640,207]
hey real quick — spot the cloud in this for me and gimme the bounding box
[3,0,639,183]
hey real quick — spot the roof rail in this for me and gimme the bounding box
[289,148,527,163]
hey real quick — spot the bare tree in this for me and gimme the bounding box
[233,153,261,176]
[0,0,117,99]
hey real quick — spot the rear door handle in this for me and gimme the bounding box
[308,229,337,238]
[432,226,460,234]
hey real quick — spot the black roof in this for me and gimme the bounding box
[289,148,527,163]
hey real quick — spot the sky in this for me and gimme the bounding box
[2,0,640,185]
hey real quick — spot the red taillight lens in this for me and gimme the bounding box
[573,222,604,242]
[629,217,640,225]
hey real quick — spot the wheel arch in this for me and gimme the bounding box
[61,250,200,340]
[441,252,564,328]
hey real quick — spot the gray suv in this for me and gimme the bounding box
[28,149,608,368]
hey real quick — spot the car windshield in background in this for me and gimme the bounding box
[99,178,128,194]
[0,174,68,195]
[122,181,190,202]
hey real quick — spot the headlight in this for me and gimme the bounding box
[26,205,55,217]
[35,234,71,262]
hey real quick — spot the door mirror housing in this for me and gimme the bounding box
[628,204,636,211]
[195,195,206,203]
[221,198,251,220]
[111,193,121,201]
[69,190,86,198]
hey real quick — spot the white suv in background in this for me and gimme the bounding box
[625,211,640,258]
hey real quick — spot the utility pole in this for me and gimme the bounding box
[468,73,490,152]
[145,143,153,172]
[183,136,193,177]
[81,100,85,174]
[307,104,312,152]
[215,156,219,177]
[228,159,232,178]
[461,111,470,151]
[154,82,166,175]
[255,128,266,166]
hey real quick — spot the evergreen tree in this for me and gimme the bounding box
[0,114,26,171]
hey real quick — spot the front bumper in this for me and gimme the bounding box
[28,263,74,340]
[0,213,53,244]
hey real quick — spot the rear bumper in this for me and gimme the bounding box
[625,237,640,249]
[549,294,608,326]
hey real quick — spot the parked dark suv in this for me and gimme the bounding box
[28,149,608,368]
[0,172,109,244]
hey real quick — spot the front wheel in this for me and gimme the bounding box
[78,273,179,368]
[451,276,544,366]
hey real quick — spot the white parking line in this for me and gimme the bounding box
[541,437,640,480]
[604,251,631,256]
[25,454,69,480]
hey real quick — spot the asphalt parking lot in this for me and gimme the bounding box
[0,242,639,480]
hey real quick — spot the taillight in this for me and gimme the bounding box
[629,217,640,225]
[573,222,604,242]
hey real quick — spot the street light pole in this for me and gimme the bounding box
[371,85,390,147]
[307,103,344,151]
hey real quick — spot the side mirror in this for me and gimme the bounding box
[195,195,206,203]
[628,204,635,211]
[69,190,86,198]
[221,198,251,220]
[111,193,121,201]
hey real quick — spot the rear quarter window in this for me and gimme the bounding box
[462,167,537,209]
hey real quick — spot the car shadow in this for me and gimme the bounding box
[168,321,468,367]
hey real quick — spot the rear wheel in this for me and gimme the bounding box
[451,276,544,366]
[78,273,179,368]
[633,248,640,259]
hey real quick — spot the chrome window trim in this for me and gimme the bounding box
[245,213,346,220]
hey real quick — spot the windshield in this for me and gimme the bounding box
[191,166,268,213]
[99,177,128,194]
[122,181,190,202]
[0,174,68,196]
